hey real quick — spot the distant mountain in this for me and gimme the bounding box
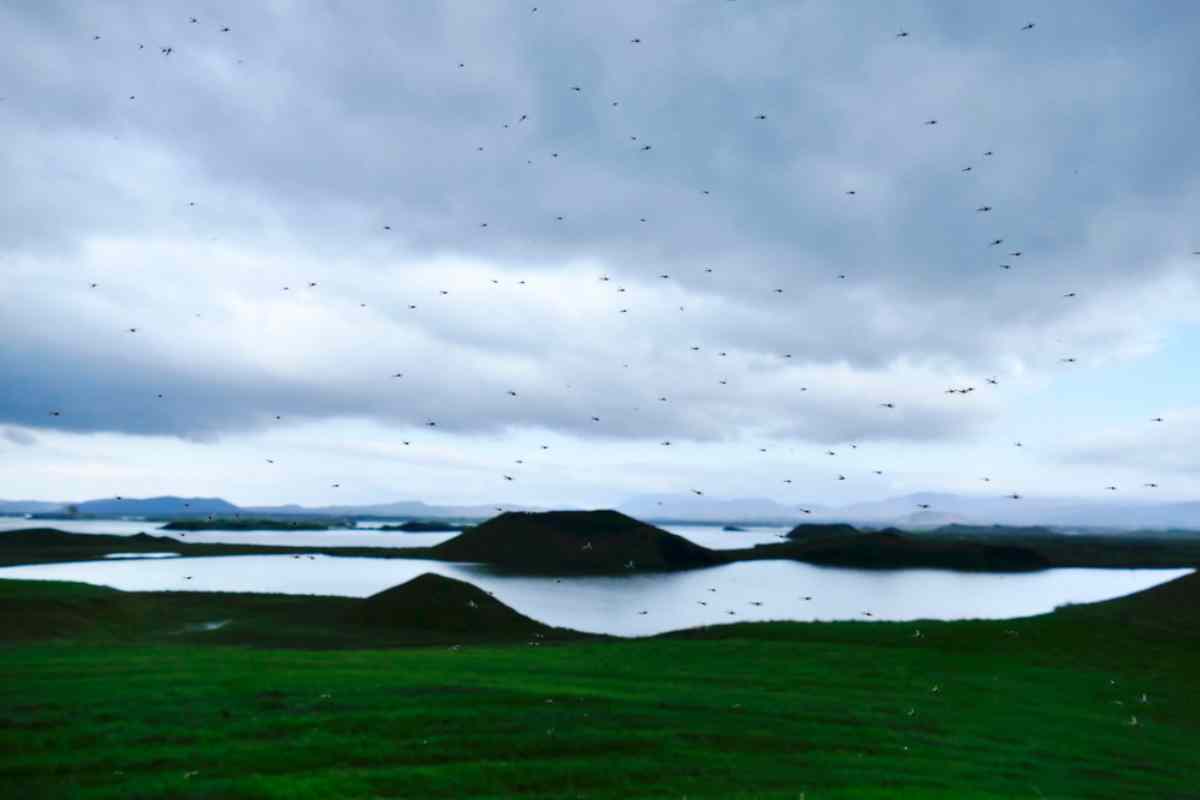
[891,509,973,528]
[14,495,544,521]
[618,491,1200,530]
[826,492,1006,523]
[0,500,67,515]
[244,500,545,519]
[8,489,1200,530]
[618,494,825,523]
[70,496,240,516]
[825,493,1200,530]
[1072,501,1200,530]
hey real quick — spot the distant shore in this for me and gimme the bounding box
[3,515,1200,572]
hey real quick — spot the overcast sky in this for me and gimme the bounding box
[2,0,1199,508]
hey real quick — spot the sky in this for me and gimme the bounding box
[2,0,1199,508]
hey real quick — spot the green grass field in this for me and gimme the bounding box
[2,573,1198,799]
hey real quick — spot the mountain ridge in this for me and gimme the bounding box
[5,492,1200,530]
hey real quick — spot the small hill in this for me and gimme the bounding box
[433,510,722,572]
[347,573,550,636]
[786,523,863,540]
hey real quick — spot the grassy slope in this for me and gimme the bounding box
[0,578,587,650]
[0,574,1197,799]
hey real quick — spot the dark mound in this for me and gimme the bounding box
[378,521,467,532]
[785,523,863,540]
[788,527,1049,571]
[722,525,747,532]
[347,573,548,635]
[433,510,722,572]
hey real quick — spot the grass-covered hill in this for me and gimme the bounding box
[348,573,551,636]
[0,570,1197,798]
[432,510,723,572]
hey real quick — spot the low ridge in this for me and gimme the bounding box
[784,524,1049,571]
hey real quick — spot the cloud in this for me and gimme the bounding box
[1,427,37,446]
[1,0,1199,473]
[1057,409,1200,476]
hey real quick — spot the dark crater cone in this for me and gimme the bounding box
[432,510,722,572]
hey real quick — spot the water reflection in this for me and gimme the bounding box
[0,554,1187,637]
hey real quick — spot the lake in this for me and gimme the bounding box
[0,553,1186,637]
[0,517,790,550]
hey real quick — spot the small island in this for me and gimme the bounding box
[721,525,747,532]
[377,520,470,533]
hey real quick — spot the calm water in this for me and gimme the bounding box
[0,517,788,550]
[103,552,180,559]
[0,553,1186,637]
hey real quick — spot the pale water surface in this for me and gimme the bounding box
[103,552,180,559]
[0,517,787,550]
[0,553,1186,637]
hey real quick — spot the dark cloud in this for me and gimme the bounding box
[2,0,1198,450]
